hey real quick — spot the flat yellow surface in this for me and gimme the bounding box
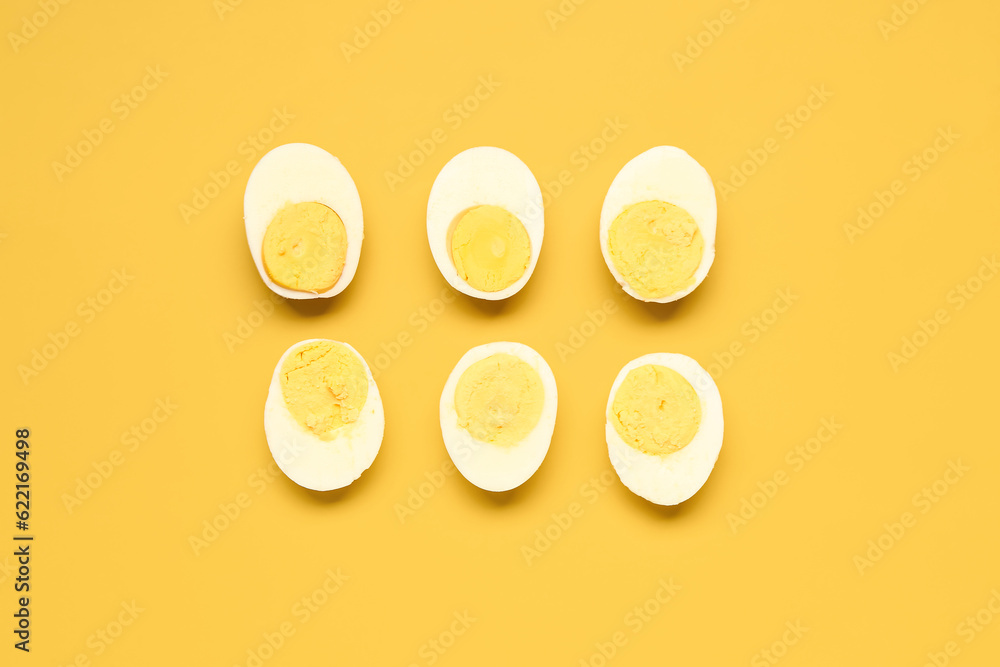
[2,0,999,664]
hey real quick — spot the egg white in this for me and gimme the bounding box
[427,147,544,300]
[440,342,557,492]
[244,143,364,300]
[600,146,717,303]
[264,339,384,491]
[606,353,723,505]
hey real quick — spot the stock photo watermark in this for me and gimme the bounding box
[18,268,134,385]
[717,86,833,201]
[52,66,168,182]
[7,0,72,53]
[918,589,1000,667]
[61,397,179,514]
[54,600,145,666]
[578,578,681,667]
[371,287,456,379]
[705,287,799,380]
[340,0,417,61]
[232,567,349,667]
[886,254,997,372]
[214,0,247,20]
[223,293,283,353]
[384,75,501,192]
[877,0,932,40]
[545,0,589,31]
[750,620,808,667]
[555,297,620,362]
[188,458,290,556]
[539,117,628,208]
[394,458,458,524]
[726,417,843,534]
[521,471,616,566]
[844,126,959,243]
[180,107,295,223]
[405,611,477,667]
[853,459,970,575]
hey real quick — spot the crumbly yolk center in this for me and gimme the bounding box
[262,202,347,293]
[450,205,530,292]
[607,200,704,299]
[610,364,701,456]
[454,353,544,446]
[280,341,368,440]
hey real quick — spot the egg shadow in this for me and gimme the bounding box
[446,275,535,320]
[284,288,355,318]
[284,249,373,319]
[613,457,723,521]
[597,213,723,322]
[607,268,724,324]
[280,454,383,506]
[454,452,551,509]
[637,298,683,321]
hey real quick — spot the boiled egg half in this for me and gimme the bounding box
[428,147,544,300]
[606,353,723,505]
[600,146,716,303]
[264,339,384,491]
[245,143,363,299]
[440,342,557,491]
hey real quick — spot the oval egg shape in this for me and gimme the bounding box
[440,342,557,491]
[245,143,364,299]
[427,147,544,300]
[600,146,717,303]
[264,338,384,491]
[606,352,723,505]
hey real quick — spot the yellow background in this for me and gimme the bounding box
[3,0,1000,664]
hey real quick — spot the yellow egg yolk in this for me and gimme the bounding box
[607,200,704,299]
[610,364,701,456]
[280,341,368,440]
[454,353,544,446]
[262,202,347,293]
[450,205,530,292]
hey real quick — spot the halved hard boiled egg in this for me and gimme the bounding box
[440,342,557,491]
[606,353,723,505]
[245,143,363,299]
[600,146,716,303]
[427,147,544,300]
[264,339,384,491]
